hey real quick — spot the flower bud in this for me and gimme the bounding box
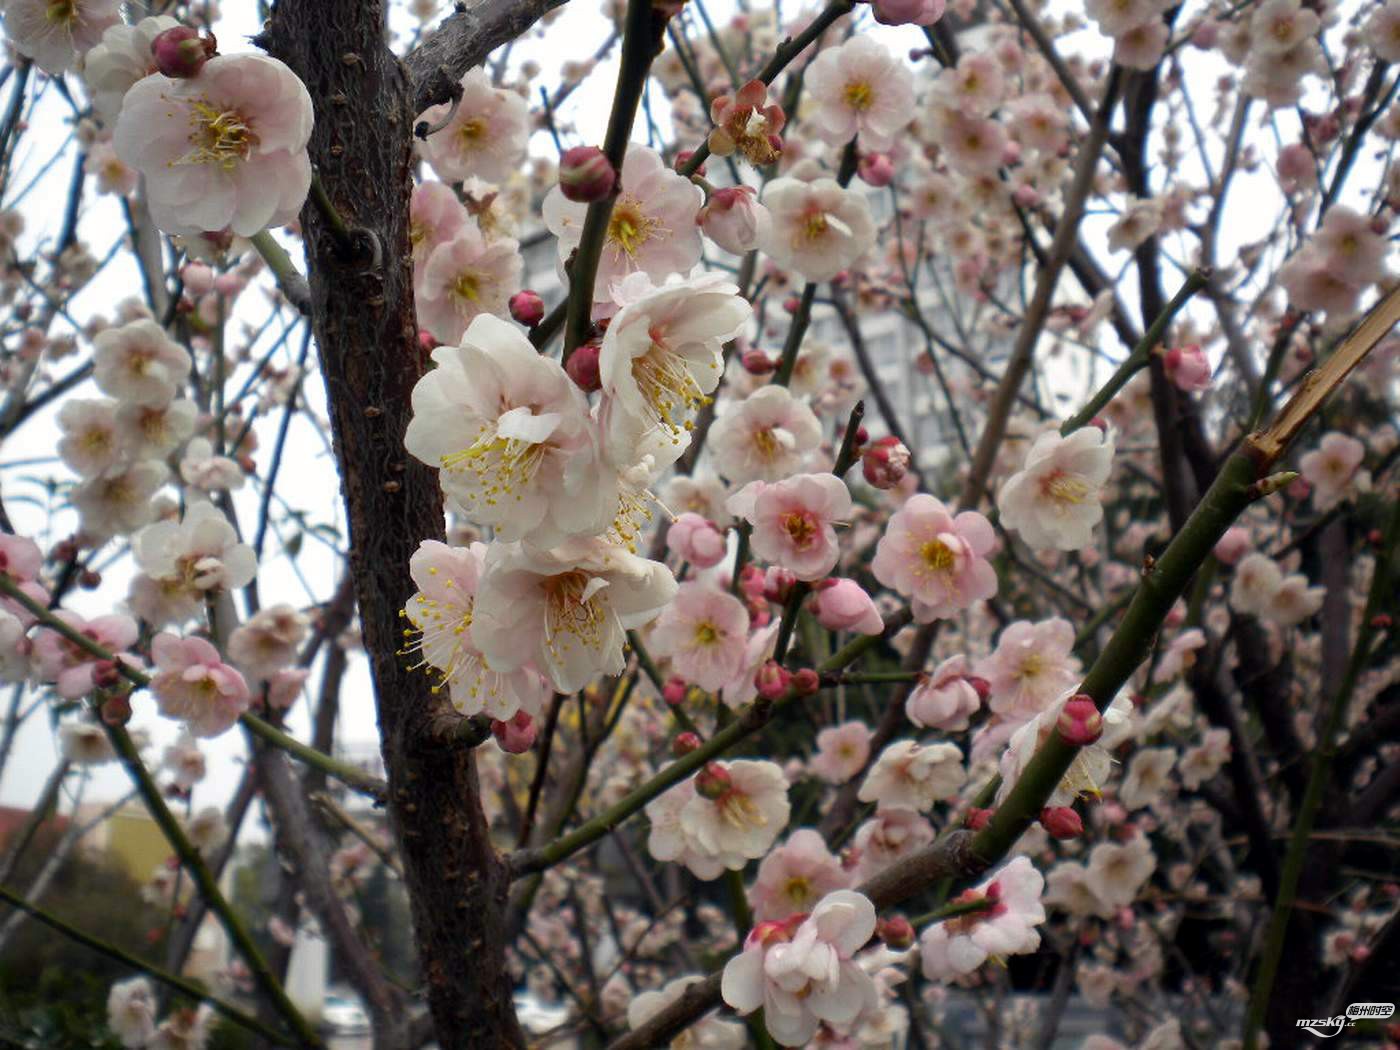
[672,731,702,756]
[180,262,215,295]
[492,711,536,753]
[1213,526,1250,565]
[92,660,122,689]
[558,146,616,203]
[698,185,768,254]
[754,660,791,700]
[876,915,915,949]
[858,152,896,187]
[783,295,801,314]
[1040,806,1084,839]
[565,341,602,392]
[1163,344,1211,393]
[1371,613,1393,631]
[741,349,777,375]
[100,693,132,726]
[872,0,947,26]
[791,668,820,697]
[510,289,545,327]
[1057,695,1103,746]
[809,578,883,635]
[965,806,993,830]
[79,569,102,590]
[662,676,688,705]
[862,435,911,490]
[667,513,728,569]
[695,761,732,799]
[762,566,796,604]
[151,26,217,79]
[1013,184,1040,208]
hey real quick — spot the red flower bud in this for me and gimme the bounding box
[762,566,796,604]
[1040,806,1084,839]
[791,668,820,697]
[565,341,602,392]
[672,731,702,756]
[509,289,545,327]
[492,711,537,753]
[876,915,915,949]
[862,435,911,490]
[965,806,993,830]
[1371,613,1393,631]
[695,761,732,800]
[558,146,616,203]
[1057,695,1103,746]
[782,295,801,314]
[741,349,777,375]
[754,660,791,701]
[151,26,217,79]
[662,677,688,706]
[79,569,102,590]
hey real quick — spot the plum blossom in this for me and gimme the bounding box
[1153,628,1206,681]
[758,178,876,283]
[649,579,751,692]
[627,976,746,1049]
[1229,553,1323,626]
[808,578,883,635]
[997,426,1115,552]
[417,68,529,184]
[708,80,786,166]
[728,473,850,581]
[409,181,470,272]
[415,225,522,344]
[852,809,935,882]
[1119,746,1177,810]
[56,398,123,479]
[72,460,170,538]
[871,494,998,622]
[858,740,965,812]
[60,721,116,764]
[648,760,790,878]
[130,502,256,625]
[1178,728,1231,789]
[116,398,197,459]
[699,186,771,254]
[997,692,1135,807]
[405,315,609,544]
[805,36,916,152]
[918,856,1046,981]
[543,146,702,302]
[1084,834,1157,912]
[92,319,192,406]
[1369,0,1400,62]
[2,0,121,75]
[905,655,981,731]
[150,633,251,737]
[872,0,946,26]
[227,604,308,680]
[975,618,1081,721]
[810,720,874,784]
[114,54,313,237]
[1299,432,1369,510]
[472,538,675,694]
[750,829,852,921]
[709,386,823,485]
[721,890,880,1046]
[1106,197,1164,253]
[598,272,751,466]
[180,437,245,492]
[106,976,158,1049]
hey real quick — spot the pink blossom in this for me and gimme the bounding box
[997,427,1115,552]
[409,181,470,273]
[805,36,916,152]
[666,513,728,569]
[871,494,998,622]
[1163,344,1211,392]
[32,612,138,699]
[0,534,50,625]
[730,473,850,582]
[810,721,874,784]
[648,759,790,878]
[937,110,1007,175]
[905,655,981,731]
[1152,628,1206,682]
[114,54,313,237]
[415,225,522,344]
[649,580,751,692]
[417,68,529,184]
[1299,432,1368,510]
[1314,206,1388,287]
[708,80,787,167]
[919,856,1045,980]
[975,618,1081,721]
[3,0,120,75]
[709,386,823,485]
[757,177,876,284]
[721,890,880,1046]
[1213,526,1251,565]
[809,579,883,636]
[750,829,852,921]
[852,809,935,882]
[872,0,946,26]
[150,633,250,737]
[859,740,965,812]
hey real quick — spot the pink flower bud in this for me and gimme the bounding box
[741,349,777,375]
[698,185,767,254]
[672,731,702,756]
[1057,695,1103,746]
[675,150,707,176]
[180,262,215,295]
[666,513,728,569]
[492,711,536,753]
[1012,184,1041,208]
[965,806,993,830]
[782,295,801,315]
[857,152,896,187]
[695,762,732,800]
[861,435,911,489]
[762,566,796,604]
[809,578,884,635]
[871,0,947,26]
[151,26,217,79]
[1213,526,1250,565]
[876,915,915,949]
[1163,344,1211,392]
[662,677,688,706]
[1040,806,1084,839]
[754,660,791,700]
[791,668,820,697]
[558,146,616,203]
[510,289,545,327]
[564,341,601,392]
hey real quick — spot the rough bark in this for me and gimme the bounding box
[260,2,528,1045]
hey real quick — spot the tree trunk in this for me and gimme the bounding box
[260,3,524,1045]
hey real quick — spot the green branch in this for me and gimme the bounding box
[249,230,311,316]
